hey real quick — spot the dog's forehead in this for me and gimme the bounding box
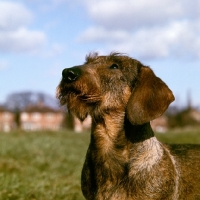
[84,52,135,66]
[83,53,142,81]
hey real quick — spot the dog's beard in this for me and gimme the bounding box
[66,93,102,121]
[57,84,102,121]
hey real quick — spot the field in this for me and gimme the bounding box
[0,130,89,200]
[0,128,200,200]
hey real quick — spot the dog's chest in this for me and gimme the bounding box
[86,133,164,195]
[129,137,163,175]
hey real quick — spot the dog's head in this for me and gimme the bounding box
[57,52,174,124]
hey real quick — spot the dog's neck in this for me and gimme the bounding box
[91,111,127,152]
[124,119,155,143]
[91,112,155,146]
[91,112,154,151]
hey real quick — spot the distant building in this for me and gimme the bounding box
[74,115,92,133]
[0,103,92,132]
[189,109,200,122]
[151,115,169,133]
[20,105,64,131]
[0,107,16,132]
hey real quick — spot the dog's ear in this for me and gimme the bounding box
[126,66,175,125]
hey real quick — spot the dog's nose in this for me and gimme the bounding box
[62,66,82,83]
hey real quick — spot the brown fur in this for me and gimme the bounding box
[57,52,200,200]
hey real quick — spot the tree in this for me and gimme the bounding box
[4,91,59,111]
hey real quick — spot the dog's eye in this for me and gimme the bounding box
[109,64,119,69]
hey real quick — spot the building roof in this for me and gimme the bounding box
[23,104,62,113]
[0,106,11,112]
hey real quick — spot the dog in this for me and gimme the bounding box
[57,52,200,200]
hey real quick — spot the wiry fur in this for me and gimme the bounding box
[57,53,200,200]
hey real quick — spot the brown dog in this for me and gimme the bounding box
[57,53,200,200]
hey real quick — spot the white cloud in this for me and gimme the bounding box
[0,27,46,54]
[0,1,47,54]
[112,21,200,59]
[84,0,184,30]
[78,0,200,60]
[79,21,200,60]
[0,2,33,30]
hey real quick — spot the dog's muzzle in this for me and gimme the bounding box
[62,66,82,83]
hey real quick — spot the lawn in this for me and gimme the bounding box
[156,127,200,144]
[0,130,89,200]
[0,128,200,200]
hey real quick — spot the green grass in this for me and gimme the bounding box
[0,128,200,200]
[0,130,90,200]
[156,127,200,144]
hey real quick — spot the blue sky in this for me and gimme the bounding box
[0,0,200,107]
